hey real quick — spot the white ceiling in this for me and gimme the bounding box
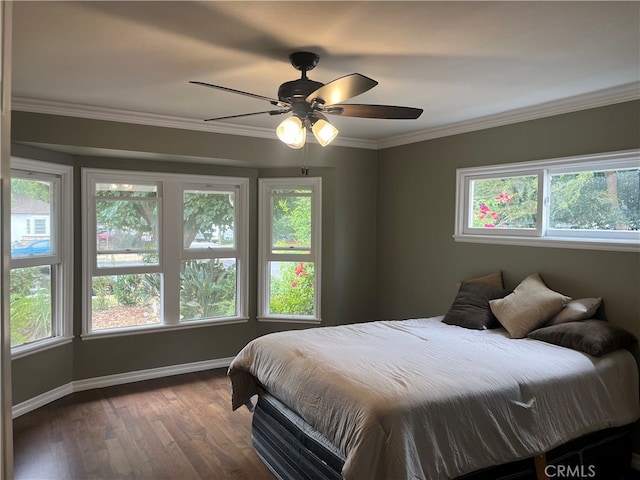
[11,1,640,149]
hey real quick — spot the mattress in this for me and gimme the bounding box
[252,392,344,480]
[229,317,640,479]
[252,391,635,480]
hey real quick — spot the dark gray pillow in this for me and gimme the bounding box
[528,319,637,357]
[443,282,510,330]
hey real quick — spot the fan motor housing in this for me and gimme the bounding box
[278,78,324,118]
[278,78,323,102]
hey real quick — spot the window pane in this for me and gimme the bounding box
[180,259,237,321]
[183,190,235,249]
[550,168,639,231]
[269,261,315,316]
[96,198,158,267]
[10,266,52,347]
[272,190,312,253]
[470,175,538,229]
[97,251,159,268]
[91,274,161,330]
[96,182,157,198]
[11,178,52,258]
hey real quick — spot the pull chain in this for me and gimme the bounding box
[301,140,309,176]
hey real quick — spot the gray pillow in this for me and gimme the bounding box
[528,319,637,357]
[547,297,602,325]
[443,282,510,330]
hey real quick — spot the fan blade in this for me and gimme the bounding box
[190,81,289,108]
[326,104,423,120]
[306,74,377,106]
[204,109,290,121]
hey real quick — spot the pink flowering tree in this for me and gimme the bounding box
[269,262,315,315]
[471,176,537,229]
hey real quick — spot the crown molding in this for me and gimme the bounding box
[377,82,640,149]
[11,97,377,150]
[13,82,639,151]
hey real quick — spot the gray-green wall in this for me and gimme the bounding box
[10,112,378,403]
[377,101,640,336]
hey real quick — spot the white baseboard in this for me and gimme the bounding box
[632,453,640,471]
[12,356,235,419]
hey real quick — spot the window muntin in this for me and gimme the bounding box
[455,150,640,251]
[10,160,73,355]
[259,178,321,323]
[84,170,248,336]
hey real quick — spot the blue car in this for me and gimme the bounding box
[11,239,51,256]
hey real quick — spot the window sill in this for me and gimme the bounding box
[453,234,640,253]
[11,336,74,359]
[81,316,249,340]
[258,316,322,324]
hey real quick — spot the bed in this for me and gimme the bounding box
[228,317,639,480]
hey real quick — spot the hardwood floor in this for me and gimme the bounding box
[14,369,640,480]
[13,369,275,480]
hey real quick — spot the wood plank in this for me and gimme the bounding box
[13,369,274,480]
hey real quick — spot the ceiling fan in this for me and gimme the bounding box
[190,52,423,148]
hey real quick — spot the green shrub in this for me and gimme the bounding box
[270,262,314,316]
[180,260,236,320]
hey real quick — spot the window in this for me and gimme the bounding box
[10,158,73,356]
[259,178,322,323]
[33,218,47,235]
[455,150,640,251]
[83,169,248,336]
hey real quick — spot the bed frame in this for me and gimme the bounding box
[251,392,635,480]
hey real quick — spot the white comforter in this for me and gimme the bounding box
[228,317,640,480]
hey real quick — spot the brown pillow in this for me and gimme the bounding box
[489,273,571,338]
[547,297,602,326]
[443,282,510,330]
[528,319,637,357]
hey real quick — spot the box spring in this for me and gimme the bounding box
[252,393,635,480]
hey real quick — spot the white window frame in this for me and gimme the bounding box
[82,169,249,338]
[258,177,322,323]
[10,158,74,358]
[454,149,640,252]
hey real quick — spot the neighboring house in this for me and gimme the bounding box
[10,192,50,245]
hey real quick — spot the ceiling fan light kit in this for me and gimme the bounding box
[191,51,423,148]
[276,116,306,149]
[310,117,339,147]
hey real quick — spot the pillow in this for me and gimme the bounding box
[489,273,571,338]
[443,282,510,330]
[457,271,504,290]
[547,297,602,326]
[528,319,637,357]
